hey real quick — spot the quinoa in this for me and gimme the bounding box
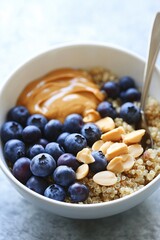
[3,67,160,204]
[78,67,160,204]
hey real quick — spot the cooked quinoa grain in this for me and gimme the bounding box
[78,67,160,204]
[3,67,160,204]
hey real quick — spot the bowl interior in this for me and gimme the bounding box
[0,43,160,218]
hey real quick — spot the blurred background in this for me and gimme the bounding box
[0,1,160,240]
[0,0,160,80]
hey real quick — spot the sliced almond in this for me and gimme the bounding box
[99,141,113,155]
[123,129,145,145]
[93,170,117,186]
[101,126,125,142]
[107,156,124,173]
[106,142,128,160]
[95,117,115,132]
[76,163,89,180]
[83,109,101,123]
[76,148,95,164]
[128,144,144,158]
[121,154,135,171]
[92,140,104,151]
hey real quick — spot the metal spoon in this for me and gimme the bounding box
[139,12,160,149]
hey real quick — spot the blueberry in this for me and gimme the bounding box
[124,88,141,102]
[120,102,141,124]
[53,165,76,187]
[26,176,48,195]
[27,144,45,158]
[57,153,80,171]
[44,119,63,141]
[119,91,127,102]
[44,184,66,202]
[64,133,87,155]
[45,142,65,161]
[97,101,117,119]
[27,114,47,131]
[81,123,101,147]
[13,157,32,184]
[4,139,25,163]
[1,121,23,143]
[22,125,41,143]
[90,151,108,173]
[102,81,120,99]
[63,114,84,133]
[7,106,30,126]
[30,153,56,177]
[119,76,135,91]
[36,138,49,147]
[68,183,89,202]
[56,132,70,148]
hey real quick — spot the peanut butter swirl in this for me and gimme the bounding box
[17,68,105,122]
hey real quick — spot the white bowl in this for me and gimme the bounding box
[0,42,160,219]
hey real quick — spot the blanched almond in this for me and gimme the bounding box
[76,148,95,164]
[128,144,144,158]
[123,129,145,145]
[106,142,128,160]
[76,164,89,180]
[95,117,115,132]
[101,126,125,142]
[99,141,113,155]
[93,170,117,186]
[107,156,124,173]
[92,140,104,151]
[121,154,135,171]
[83,109,101,123]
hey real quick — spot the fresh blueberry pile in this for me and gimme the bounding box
[0,75,142,203]
[100,76,141,123]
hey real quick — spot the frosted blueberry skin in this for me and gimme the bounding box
[36,138,49,148]
[13,157,32,184]
[63,114,84,133]
[30,153,56,177]
[27,113,48,132]
[45,142,65,161]
[57,153,80,171]
[120,102,141,124]
[1,121,23,143]
[27,144,45,158]
[26,176,48,195]
[90,151,108,173]
[64,133,87,155]
[102,81,120,99]
[97,101,117,119]
[68,182,89,203]
[123,88,141,102]
[4,139,26,163]
[7,106,30,126]
[44,184,66,201]
[56,132,70,148]
[22,125,42,143]
[81,123,101,147]
[44,119,63,141]
[53,165,76,187]
[119,76,136,91]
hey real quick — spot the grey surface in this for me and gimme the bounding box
[0,1,160,239]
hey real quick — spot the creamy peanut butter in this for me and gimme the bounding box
[17,68,105,122]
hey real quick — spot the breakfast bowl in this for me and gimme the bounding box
[0,42,160,219]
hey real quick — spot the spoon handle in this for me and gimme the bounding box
[141,12,160,110]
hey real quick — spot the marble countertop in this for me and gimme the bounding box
[0,1,160,239]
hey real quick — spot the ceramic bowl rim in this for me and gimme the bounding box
[0,41,160,209]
